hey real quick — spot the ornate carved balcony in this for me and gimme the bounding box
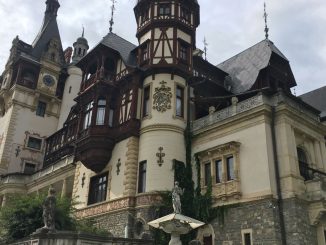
[75,119,140,173]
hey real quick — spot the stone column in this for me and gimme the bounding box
[61,179,67,198]
[320,141,326,171]
[306,141,316,168]
[314,140,323,171]
[123,137,139,196]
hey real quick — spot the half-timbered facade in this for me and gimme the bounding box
[0,0,326,244]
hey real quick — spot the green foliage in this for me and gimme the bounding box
[0,193,108,242]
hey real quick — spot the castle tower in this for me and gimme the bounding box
[57,32,88,129]
[0,0,65,174]
[134,0,200,192]
[72,28,89,64]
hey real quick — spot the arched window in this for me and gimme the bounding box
[96,99,106,125]
[297,147,312,180]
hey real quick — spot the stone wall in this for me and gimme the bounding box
[211,199,282,245]
[208,197,318,245]
[92,209,136,238]
[283,198,317,245]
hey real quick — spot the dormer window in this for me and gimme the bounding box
[159,4,171,17]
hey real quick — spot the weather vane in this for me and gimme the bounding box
[263,2,269,39]
[109,0,117,33]
[203,37,208,60]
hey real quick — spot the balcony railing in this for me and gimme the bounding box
[44,118,78,167]
[299,162,326,181]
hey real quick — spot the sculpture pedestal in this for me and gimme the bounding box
[148,213,204,245]
[169,233,182,245]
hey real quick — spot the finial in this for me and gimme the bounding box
[82,25,85,38]
[263,2,269,39]
[203,37,208,60]
[109,0,117,33]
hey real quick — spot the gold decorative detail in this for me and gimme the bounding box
[153,81,172,112]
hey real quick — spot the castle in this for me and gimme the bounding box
[0,0,325,244]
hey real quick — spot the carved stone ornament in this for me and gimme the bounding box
[40,187,56,232]
[153,81,172,112]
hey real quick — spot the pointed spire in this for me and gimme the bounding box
[109,0,117,33]
[203,37,208,60]
[263,2,269,39]
[45,0,60,18]
[82,25,85,38]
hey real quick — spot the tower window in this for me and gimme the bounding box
[159,4,171,16]
[179,43,188,62]
[88,172,108,205]
[141,44,149,62]
[138,161,147,193]
[176,86,184,117]
[143,86,150,117]
[141,8,150,23]
[78,48,81,55]
[36,101,47,117]
[96,99,106,125]
[83,101,93,129]
[180,7,190,22]
[68,86,72,94]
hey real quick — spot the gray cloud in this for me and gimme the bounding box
[0,0,325,95]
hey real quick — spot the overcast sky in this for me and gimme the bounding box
[0,0,325,95]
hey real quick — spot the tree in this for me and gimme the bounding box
[0,193,108,242]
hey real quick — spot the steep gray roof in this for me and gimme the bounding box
[300,86,326,118]
[100,32,137,66]
[31,13,63,62]
[217,39,288,93]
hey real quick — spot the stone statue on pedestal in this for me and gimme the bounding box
[172,181,184,214]
[42,187,56,231]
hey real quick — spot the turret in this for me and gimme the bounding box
[72,29,89,63]
[134,0,200,76]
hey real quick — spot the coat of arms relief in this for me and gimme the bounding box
[153,81,172,112]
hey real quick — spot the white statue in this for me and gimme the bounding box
[172,181,184,214]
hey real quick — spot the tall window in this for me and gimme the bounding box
[27,137,42,150]
[176,86,184,117]
[83,101,93,129]
[143,86,150,117]
[215,159,222,183]
[141,44,149,62]
[119,90,133,124]
[138,161,147,193]
[226,156,234,181]
[297,147,312,180]
[96,99,106,125]
[108,108,114,127]
[204,162,211,186]
[180,7,190,22]
[159,4,171,16]
[141,8,149,23]
[88,172,108,205]
[179,43,188,62]
[36,101,46,117]
[242,229,253,245]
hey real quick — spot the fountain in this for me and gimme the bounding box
[148,182,205,245]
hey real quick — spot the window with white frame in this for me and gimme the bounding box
[197,141,241,200]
